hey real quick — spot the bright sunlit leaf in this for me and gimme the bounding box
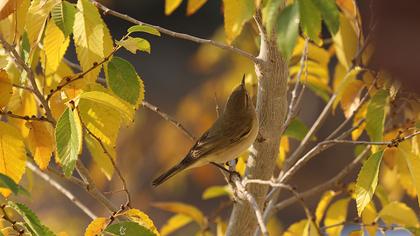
[187,0,208,15]
[333,14,357,69]
[165,0,182,15]
[378,201,419,227]
[324,198,350,236]
[361,203,378,236]
[223,0,255,43]
[0,122,26,197]
[55,107,83,177]
[355,150,384,216]
[105,56,145,107]
[284,220,307,236]
[85,217,108,236]
[284,118,312,141]
[160,214,192,236]
[25,0,60,46]
[399,140,420,207]
[202,185,231,199]
[85,134,115,180]
[153,202,206,228]
[117,36,151,54]
[128,25,161,36]
[366,89,389,143]
[43,20,70,75]
[73,0,113,82]
[26,121,54,170]
[121,209,159,236]
[315,190,336,224]
[51,0,76,37]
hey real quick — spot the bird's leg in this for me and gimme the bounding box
[210,162,241,181]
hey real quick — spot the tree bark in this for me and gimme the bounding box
[226,17,289,236]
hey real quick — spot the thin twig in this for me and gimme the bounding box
[76,161,118,212]
[90,0,260,64]
[12,83,35,93]
[0,35,55,125]
[78,112,132,208]
[26,162,97,219]
[0,109,52,123]
[142,101,196,141]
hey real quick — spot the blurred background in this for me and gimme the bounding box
[16,0,419,235]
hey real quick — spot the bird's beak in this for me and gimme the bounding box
[241,74,246,88]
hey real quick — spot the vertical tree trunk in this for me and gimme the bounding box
[226,17,289,236]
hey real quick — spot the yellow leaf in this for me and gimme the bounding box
[120,209,160,236]
[277,136,289,168]
[49,92,67,121]
[396,146,417,197]
[223,0,255,43]
[332,66,361,111]
[85,134,114,180]
[165,0,182,15]
[324,198,350,236]
[332,14,357,69]
[215,218,226,236]
[0,121,26,197]
[84,217,108,236]
[400,140,420,207]
[0,69,12,108]
[77,91,134,146]
[26,121,54,170]
[348,230,363,236]
[202,185,231,200]
[351,102,367,140]
[361,203,377,236]
[315,190,336,224]
[117,36,151,54]
[25,0,60,46]
[340,79,364,118]
[303,220,320,236]
[7,89,38,137]
[43,20,70,75]
[267,216,283,236]
[160,214,192,236]
[0,0,23,20]
[153,202,206,228]
[283,220,307,236]
[73,0,111,82]
[379,201,419,227]
[187,0,207,15]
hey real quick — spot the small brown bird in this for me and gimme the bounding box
[152,76,259,187]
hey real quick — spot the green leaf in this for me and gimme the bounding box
[7,201,56,236]
[276,3,300,59]
[105,57,145,107]
[262,0,285,34]
[366,89,389,142]
[117,36,151,54]
[298,0,321,44]
[202,185,231,200]
[0,173,28,196]
[312,0,339,35]
[128,25,161,36]
[284,118,314,141]
[55,108,83,177]
[104,222,155,236]
[355,150,384,216]
[51,1,76,37]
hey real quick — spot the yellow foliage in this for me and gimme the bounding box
[25,0,60,46]
[25,121,54,170]
[187,0,208,15]
[379,201,419,227]
[160,214,192,236]
[0,69,12,108]
[223,0,255,43]
[361,203,378,236]
[283,220,307,236]
[120,208,160,236]
[0,121,26,197]
[153,202,207,228]
[43,20,70,75]
[333,14,357,69]
[165,0,182,15]
[324,198,350,236]
[84,217,108,236]
[85,134,115,180]
[0,0,29,44]
[315,190,336,224]
[7,89,38,137]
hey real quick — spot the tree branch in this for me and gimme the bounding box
[0,109,52,123]
[26,162,97,219]
[226,8,289,235]
[0,35,55,125]
[90,0,260,63]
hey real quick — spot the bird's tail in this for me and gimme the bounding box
[152,162,188,187]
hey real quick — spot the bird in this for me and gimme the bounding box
[152,75,259,187]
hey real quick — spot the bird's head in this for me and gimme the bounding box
[224,75,252,116]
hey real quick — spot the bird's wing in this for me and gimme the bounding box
[187,116,254,160]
